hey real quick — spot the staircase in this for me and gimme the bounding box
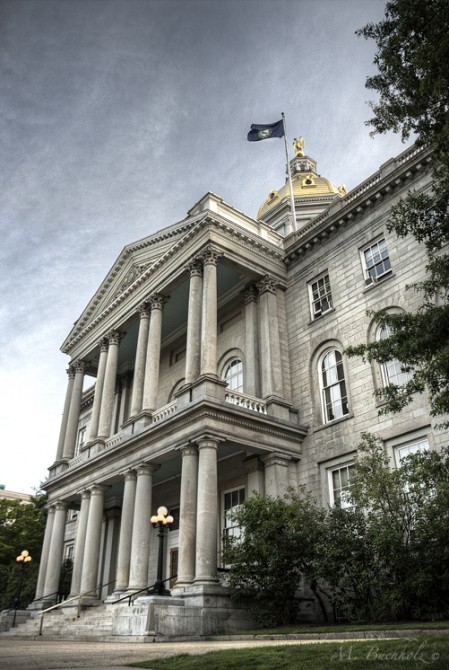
[1,602,155,642]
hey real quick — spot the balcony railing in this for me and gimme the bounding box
[152,400,177,423]
[225,390,267,414]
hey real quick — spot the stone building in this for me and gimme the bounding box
[32,139,447,636]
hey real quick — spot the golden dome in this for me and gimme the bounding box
[258,171,343,220]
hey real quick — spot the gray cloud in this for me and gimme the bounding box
[0,0,407,492]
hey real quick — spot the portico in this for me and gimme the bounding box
[35,193,306,633]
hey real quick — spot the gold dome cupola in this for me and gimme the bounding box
[257,137,346,235]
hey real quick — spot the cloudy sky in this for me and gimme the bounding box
[1,0,409,494]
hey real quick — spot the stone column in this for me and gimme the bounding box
[245,455,265,497]
[55,367,75,461]
[176,446,199,587]
[142,295,167,412]
[42,502,67,602]
[98,331,122,439]
[263,453,290,497]
[114,470,137,592]
[130,304,151,417]
[110,380,121,435]
[200,247,219,377]
[34,505,55,600]
[243,285,260,397]
[128,464,155,590]
[69,491,91,596]
[257,276,284,398]
[62,361,86,460]
[87,339,108,442]
[185,260,203,384]
[194,437,219,584]
[118,372,133,427]
[79,485,106,598]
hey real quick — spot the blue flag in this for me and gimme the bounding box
[247,120,284,142]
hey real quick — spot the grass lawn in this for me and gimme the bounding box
[129,634,449,670]
[235,620,449,636]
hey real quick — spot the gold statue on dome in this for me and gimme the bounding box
[293,136,305,157]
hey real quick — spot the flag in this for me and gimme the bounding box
[247,120,284,142]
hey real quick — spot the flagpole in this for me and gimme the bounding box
[281,112,297,233]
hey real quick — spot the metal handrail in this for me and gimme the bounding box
[110,575,176,607]
[38,579,115,636]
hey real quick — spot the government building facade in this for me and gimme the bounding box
[30,139,448,637]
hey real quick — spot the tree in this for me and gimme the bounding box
[346,0,449,425]
[346,434,449,619]
[222,490,327,627]
[0,492,47,610]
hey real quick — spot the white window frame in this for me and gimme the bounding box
[361,238,392,285]
[394,437,428,468]
[75,426,87,455]
[221,486,246,564]
[64,544,74,561]
[309,273,333,320]
[223,359,244,393]
[377,325,412,387]
[319,349,349,423]
[328,463,355,508]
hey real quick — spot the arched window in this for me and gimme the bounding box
[224,359,243,393]
[320,349,349,422]
[377,325,412,386]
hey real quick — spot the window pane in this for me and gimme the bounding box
[364,239,392,280]
[224,359,243,392]
[321,350,349,422]
[311,274,332,318]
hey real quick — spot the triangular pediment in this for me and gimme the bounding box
[61,215,199,351]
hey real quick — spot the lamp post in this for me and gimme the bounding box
[12,550,32,628]
[150,506,173,596]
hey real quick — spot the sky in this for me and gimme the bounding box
[0,0,409,494]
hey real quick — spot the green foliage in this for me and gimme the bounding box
[346,0,449,424]
[223,438,449,625]
[222,490,326,627]
[345,434,449,620]
[0,491,47,610]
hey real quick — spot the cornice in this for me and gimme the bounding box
[283,144,432,265]
[43,398,308,496]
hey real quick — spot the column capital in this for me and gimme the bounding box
[137,302,151,319]
[66,365,76,380]
[243,284,259,304]
[257,275,278,295]
[200,245,221,266]
[79,489,91,501]
[194,434,223,450]
[186,258,203,277]
[73,359,87,374]
[107,330,125,346]
[54,500,68,512]
[179,444,199,458]
[97,337,109,352]
[136,462,160,476]
[148,293,169,311]
[89,484,108,497]
[122,469,137,482]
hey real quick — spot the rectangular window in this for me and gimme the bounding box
[363,238,392,284]
[309,274,333,319]
[395,438,428,468]
[65,544,74,560]
[222,487,245,559]
[329,464,354,507]
[76,427,86,455]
